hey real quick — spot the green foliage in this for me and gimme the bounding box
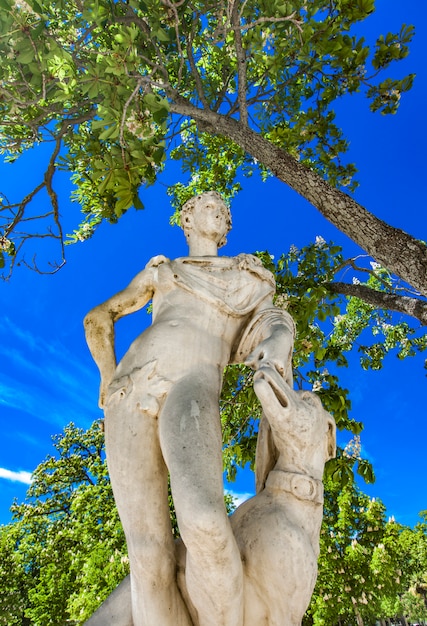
[330,265,427,372]
[6,421,128,625]
[308,472,408,625]
[0,523,31,626]
[398,512,427,623]
[221,364,260,481]
[0,0,415,273]
[219,241,426,486]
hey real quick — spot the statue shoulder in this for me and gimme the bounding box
[145,254,170,270]
[235,253,262,266]
[235,253,275,286]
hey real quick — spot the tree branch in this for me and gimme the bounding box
[327,282,427,326]
[169,97,427,297]
[1,112,95,278]
[230,0,248,125]
[185,23,209,107]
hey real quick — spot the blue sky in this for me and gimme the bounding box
[0,0,426,528]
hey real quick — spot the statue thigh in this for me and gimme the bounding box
[158,366,226,537]
[103,385,174,580]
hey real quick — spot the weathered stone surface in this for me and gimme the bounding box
[84,192,333,626]
[84,576,132,626]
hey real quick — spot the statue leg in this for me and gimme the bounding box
[104,385,193,626]
[159,369,244,626]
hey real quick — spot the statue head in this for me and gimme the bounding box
[180,191,232,248]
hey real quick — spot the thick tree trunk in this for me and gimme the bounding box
[171,99,427,298]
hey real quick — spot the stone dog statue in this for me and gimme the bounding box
[177,365,336,626]
[86,365,335,626]
[233,366,336,625]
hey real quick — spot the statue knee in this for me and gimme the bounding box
[129,537,176,587]
[179,504,231,558]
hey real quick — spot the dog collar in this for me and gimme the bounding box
[266,470,324,505]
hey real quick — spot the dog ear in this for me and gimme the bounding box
[325,415,336,461]
[255,413,279,493]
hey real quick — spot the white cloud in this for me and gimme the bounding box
[226,490,254,508]
[0,467,32,484]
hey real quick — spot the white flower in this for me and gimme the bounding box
[312,381,323,392]
[315,235,326,247]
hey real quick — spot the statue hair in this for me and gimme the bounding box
[181,191,232,248]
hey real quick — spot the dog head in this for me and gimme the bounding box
[254,366,336,482]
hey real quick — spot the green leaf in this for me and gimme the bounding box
[114,194,133,215]
[17,48,36,65]
[99,124,118,141]
[133,194,144,210]
[357,459,375,484]
[154,27,171,42]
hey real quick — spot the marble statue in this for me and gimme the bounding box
[84,191,334,626]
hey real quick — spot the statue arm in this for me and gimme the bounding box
[238,303,296,385]
[236,303,295,494]
[84,266,156,408]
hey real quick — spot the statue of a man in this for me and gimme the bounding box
[84,191,295,626]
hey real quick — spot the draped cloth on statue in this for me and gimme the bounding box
[153,253,276,318]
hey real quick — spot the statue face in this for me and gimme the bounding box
[190,194,230,244]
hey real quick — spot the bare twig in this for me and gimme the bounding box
[1,111,95,278]
[335,256,403,293]
[160,0,186,86]
[236,13,303,34]
[185,19,209,108]
[4,182,46,238]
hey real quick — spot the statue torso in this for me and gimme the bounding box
[114,254,275,381]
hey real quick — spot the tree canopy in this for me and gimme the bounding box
[0,0,426,319]
[1,421,426,625]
